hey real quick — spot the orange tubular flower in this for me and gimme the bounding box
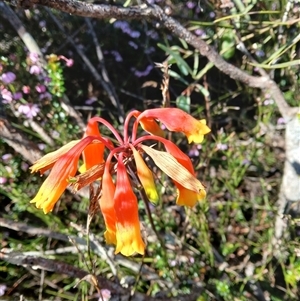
[131,146,159,204]
[30,136,96,214]
[114,154,145,256]
[99,163,117,245]
[31,140,80,175]
[162,139,206,206]
[138,108,211,143]
[80,118,105,172]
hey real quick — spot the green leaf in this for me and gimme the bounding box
[157,43,192,76]
[176,95,191,113]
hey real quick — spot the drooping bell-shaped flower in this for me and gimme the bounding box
[31,140,80,175]
[160,139,206,206]
[114,154,145,256]
[138,108,211,143]
[30,136,96,213]
[140,139,206,207]
[99,163,117,245]
[131,146,159,204]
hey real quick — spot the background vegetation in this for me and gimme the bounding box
[0,0,299,300]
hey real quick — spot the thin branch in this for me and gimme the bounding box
[27,119,55,146]
[46,9,125,123]
[3,0,295,119]
[0,118,43,163]
[85,18,124,122]
[0,249,130,298]
[0,247,203,301]
[0,217,169,285]
[0,1,42,55]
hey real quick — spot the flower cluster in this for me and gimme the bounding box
[30,108,210,256]
[1,52,73,120]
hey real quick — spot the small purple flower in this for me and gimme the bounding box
[2,154,12,161]
[216,143,228,151]
[59,55,74,67]
[0,284,7,296]
[29,52,39,63]
[128,41,138,49]
[1,88,13,103]
[39,20,46,28]
[128,30,141,38]
[39,92,52,100]
[113,20,129,30]
[194,28,206,37]
[146,29,159,40]
[111,51,123,62]
[209,11,216,19]
[51,130,60,138]
[144,46,155,54]
[85,97,97,105]
[189,257,195,264]
[0,177,7,185]
[1,72,16,84]
[263,99,274,106]
[186,1,196,9]
[113,21,140,38]
[22,86,31,94]
[18,103,40,118]
[66,58,74,67]
[38,143,46,150]
[21,162,29,171]
[35,84,46,93]
[255,50,265,58]
[30,65,41,75]
[44,76,51,83]
[188,144,202,157]
[277,117,286,125]
[169,260,177,267]
[132,65,153,77]
[13,92,23,100]
[98,289,111,301]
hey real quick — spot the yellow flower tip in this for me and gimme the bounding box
[175,184,207,207]
[131,147,159,204]
[198,189,206,201]
[187,134,204,144]
[115,228,145,256]
[146,188,159,205]
[113,156,146,256]
[104,230,117,245]
[30,140,80,174]
[187,120,211,144]
[30,136,96,214]
[30,196,54,214]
